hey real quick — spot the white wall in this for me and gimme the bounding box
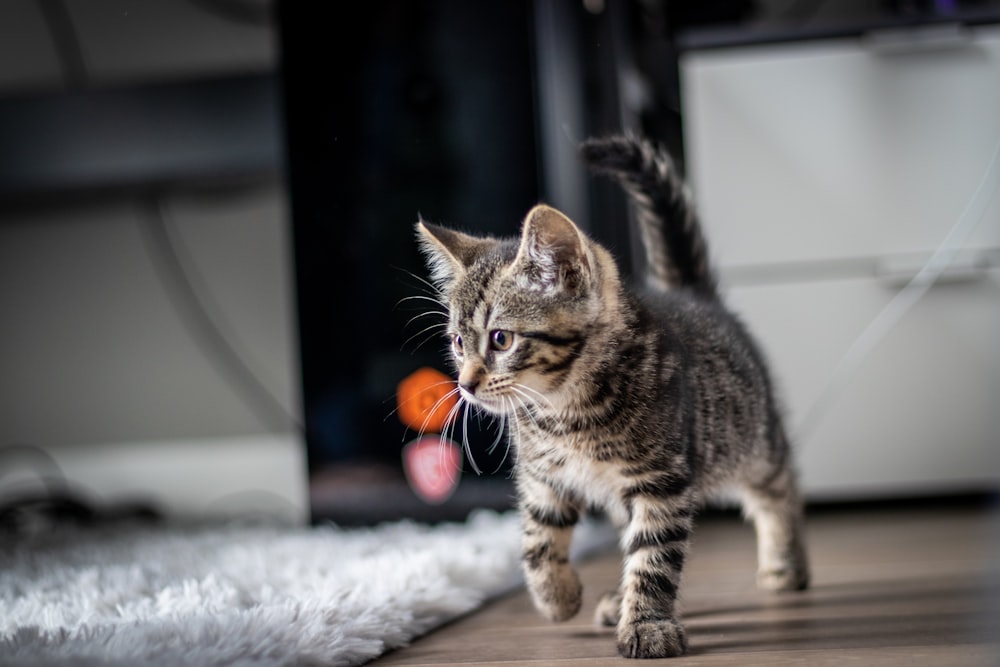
[0,0,306,521]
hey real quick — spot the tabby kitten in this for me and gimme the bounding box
[415,135,809,659]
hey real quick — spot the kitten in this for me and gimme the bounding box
[415,134,809,659]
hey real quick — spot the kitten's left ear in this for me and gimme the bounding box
[415,217,493,292]
[513,204,592,293]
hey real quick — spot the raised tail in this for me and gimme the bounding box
[580,134,717,298]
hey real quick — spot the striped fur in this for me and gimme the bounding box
[415,136,809,659]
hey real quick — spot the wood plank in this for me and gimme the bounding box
[374,502,1000,666]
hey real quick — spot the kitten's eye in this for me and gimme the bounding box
[489,329,514,351]
[452,334,464,356]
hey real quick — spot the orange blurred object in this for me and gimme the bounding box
[396,367,458,433]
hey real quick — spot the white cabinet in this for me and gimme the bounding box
[679,25,1000,499]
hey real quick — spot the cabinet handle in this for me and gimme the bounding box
[875,250,994,287]
[864,23,973,55]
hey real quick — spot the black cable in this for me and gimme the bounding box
[41,0,274,94]
[138,193,302,434]
[778,0,832,23]
[38,0,89,89]
[0,443,68,499]
[184,0,275,26]
[0,444,163,535]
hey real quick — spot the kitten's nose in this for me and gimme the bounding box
[458,366,484,396]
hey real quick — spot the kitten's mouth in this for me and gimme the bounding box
[459,391,508,415]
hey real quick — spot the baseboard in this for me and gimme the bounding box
[13,434,309,523]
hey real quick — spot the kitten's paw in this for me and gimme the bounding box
[617,618,688,659]
[594,590,622,627]
[527,565,583,622]
[757,564,810,592]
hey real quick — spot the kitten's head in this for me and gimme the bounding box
[416,204,620,415]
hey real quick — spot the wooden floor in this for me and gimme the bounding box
[374,498,1000,666]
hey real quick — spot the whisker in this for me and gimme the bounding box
[492,399,517,474]
[509,386,548,425]
[512,394,546,438]
[511,383,555,411]
[489,396,522,475]
[396,293,445,306]
[400,321,449,352]
[394,266,444,297]
[443,398,461,462]
[461,402,482,475]
[395,304,446,324]
[438,397,468,475]
[391,264,446,296]
[437,398,465,473]
[390,379,459,440]
[486,404,507,456]
[414,384,462,440]
[402,309,447,327]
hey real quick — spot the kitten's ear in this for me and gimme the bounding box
[513,204,592,293]
[415,217,491,291]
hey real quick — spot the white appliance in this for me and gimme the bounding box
[679,23,1000,499]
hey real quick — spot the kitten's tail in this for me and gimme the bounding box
[580,134,717,298]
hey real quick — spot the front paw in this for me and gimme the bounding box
[617,619,688,659]
[526,564,582,622]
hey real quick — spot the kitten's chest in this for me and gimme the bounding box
[520,430,631,525]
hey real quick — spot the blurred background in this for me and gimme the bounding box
[0,0,997,527]
[0,0,304,524]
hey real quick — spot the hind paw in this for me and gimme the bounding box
[758,565,810,592]
[594,590,622,627]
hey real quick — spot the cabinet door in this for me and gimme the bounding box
[727,273,1000,498]
[680,26,1000,498]
[681,27,1000,268]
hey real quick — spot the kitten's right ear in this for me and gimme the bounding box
[415,218,489,291]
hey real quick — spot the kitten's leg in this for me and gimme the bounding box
[518,473,583,622]
[616,494,694,658]
[742,463,810,592]
[594,589,622,627]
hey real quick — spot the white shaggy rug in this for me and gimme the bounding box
[0,510,613,667]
